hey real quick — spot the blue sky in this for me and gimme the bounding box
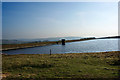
[2,2,118,39]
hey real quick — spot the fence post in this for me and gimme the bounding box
[50,49,51,55]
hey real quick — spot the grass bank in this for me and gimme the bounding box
[2,51,120,79]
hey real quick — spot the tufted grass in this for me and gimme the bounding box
[2,51,120,79]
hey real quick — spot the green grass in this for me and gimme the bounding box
[2,51,120,79]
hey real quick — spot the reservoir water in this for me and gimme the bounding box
[3,38,119,55]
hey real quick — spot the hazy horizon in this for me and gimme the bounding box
[2,36,93,40]
[2,2,118,39]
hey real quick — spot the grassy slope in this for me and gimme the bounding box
[2,51,120,79]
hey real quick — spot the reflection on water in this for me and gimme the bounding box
[61,45,65,54]
[3,38,119,55]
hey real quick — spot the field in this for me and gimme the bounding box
[2,51,120,79]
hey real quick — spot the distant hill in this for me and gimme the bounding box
[1,39,25,44]
[97,36,120,39]
[1,37,88,44]
[2,36,118,45]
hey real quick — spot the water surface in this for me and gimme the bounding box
[3,38,119,55]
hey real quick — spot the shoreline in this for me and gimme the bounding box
[2,51,120,55]
[2,38,95,51]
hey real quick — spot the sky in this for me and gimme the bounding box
[2,2,118,39]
